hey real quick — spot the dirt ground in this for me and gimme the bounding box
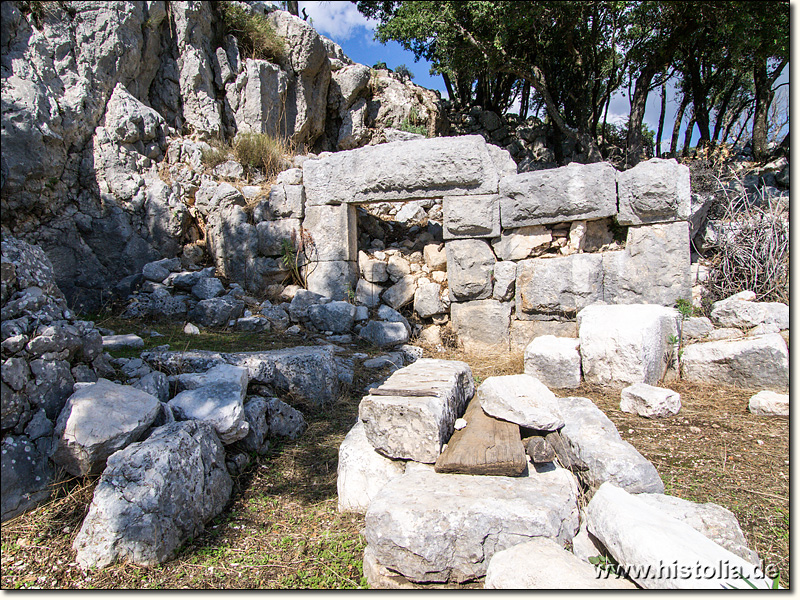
[0,343,789,589]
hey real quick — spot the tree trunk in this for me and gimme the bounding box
[285,1,299,16]
[670,93,689,157]
[682,113,695,157]
[655,82,667,157]
[750,56,786,160]
[626,69,655,165]
[520,80,530,120]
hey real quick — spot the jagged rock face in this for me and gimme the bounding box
[1,1,444,311]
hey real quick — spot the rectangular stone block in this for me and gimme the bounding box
[499,162,617,228]
[358,359,475,463]
[602,221,691,306]
[302,204,357,262]
[445,239,495,301]
[450,299,511,353]
[577,304,678,386]
[303,135,500,206]
[616,158,690,225]
[509,319,578,352]
[364,465,579,583]
[304,260,357,301]
[255,218,301,257]
[442,194,500,239]
[515,254,603,319]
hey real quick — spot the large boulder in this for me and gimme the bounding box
[364,465,580,583]
[586,482,772,589]
[681,334,789,391]
[499,162,617,228]
[578,304,678,386]
[73,420,232,568]
[337,420,406,513]
[358,359,474,463]
[557,396,664,493]
[53,380,160,476]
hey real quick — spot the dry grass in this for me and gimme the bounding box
[0,334,789,588]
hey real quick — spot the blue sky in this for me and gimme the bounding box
[295,0,790,151]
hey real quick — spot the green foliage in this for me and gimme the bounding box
[220,2,284,62]
[394,64,414,80]
[372,61,388,70]
[233,132,288,178]
[399,106,427,136]
[200,144,231,169]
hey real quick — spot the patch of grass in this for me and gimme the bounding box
[200,143,231,169]
[220,2,284,63]
[233,132,290,180]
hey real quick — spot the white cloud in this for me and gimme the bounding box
[298,1,378,41]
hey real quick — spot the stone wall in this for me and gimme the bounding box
[295,135,691,352]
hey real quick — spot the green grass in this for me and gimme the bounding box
[220,2,284,63]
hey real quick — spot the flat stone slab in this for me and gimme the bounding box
[710,297,789,330]
[748,390,789,416]
[620,383,681,418]
[53,379,160,476]
[557,396,664,493]
[485,537,637,589]
[142,346,343,405]
[101,334,144,351]
[587,482,773,589]
[434,395,527,477]
[499,162,617,228]
[681,333,789,392]
[578,304,678,386]
[365,465,580,583]
[303,135,501,205]
[337,420,406,513]
[358,359,474,463]
[478,374,564,430]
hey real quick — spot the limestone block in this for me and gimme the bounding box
[478,374,564,430]
[365,465,580,583]
[303,135,501,205]
[191,277,225,300]
[578,304,678,386]
[307,301,356,334]
[382,275,417,309]
[256,218,302,257]
[337,421,406,513]
[358,250,388,283]
[304,260,357,301]
[499,162,617,228]
[442,195,500,239]
[509,320,578,352]
[423,243,447,271]
[620,383,681,418]
[303,204,357,262]
[523,335,581,389]
[492,261,516,301]
[586,482,772,589]
[414,282,446,318]
[617,158,690,225]
[451,299,511,353]
[491,225,551,261]
[602,222,691,306]
[446,239,495,301]
[485,537,636,589]
[355,278,383,307]
[101,334,144,351]
[557,396,664,493]
[358,321,410,347]
[682,316,714,340]
[358,359,474,462]
[516,254,603,319]
[710,296,789,330]
[748,390,789,416]
[53,380,160,477]
[681,334,788,391]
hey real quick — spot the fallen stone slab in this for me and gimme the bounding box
[434,395,527,477]
[499,162,617,228]
[681,333,789,391]
[337,420,406,513]
[478,374,564,431]
[523,335,581,389]
[578,304,678,386]
[101,334,144,351]
[747,390,789,416]
[167,365,249,444]
[710,297,789,330]
[53,379,160,476]
[616,158,690,226]
[239,397,270,455]
[358,320,409,347]
[484,537,637,589]
[620,383,681,418]
[557,396,664,493]
[73,420,232,568]
[586,482,773,589]
[265,397,307,439]
[365,464,580,583]
[358,359,474,463]
[307,300,356,334]
[635,493,760,566]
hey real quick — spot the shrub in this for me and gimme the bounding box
[220,2,284,62]
[201,144,231,169]
[394,64,414,80]
[233,132,289,179]
[399,106,427,136]
[703,174,789,304]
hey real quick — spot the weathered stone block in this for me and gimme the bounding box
[445,239,495,301]
[442,195,500,239]
[499,162,617,228]
[491,225,551,261]
[524,335,581,389]
[451,299,511,353]
[256,218,302,257]
[302,204,357,262]
[304,260,357,301]
[616,158,690,225]
[516,254,603,319]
